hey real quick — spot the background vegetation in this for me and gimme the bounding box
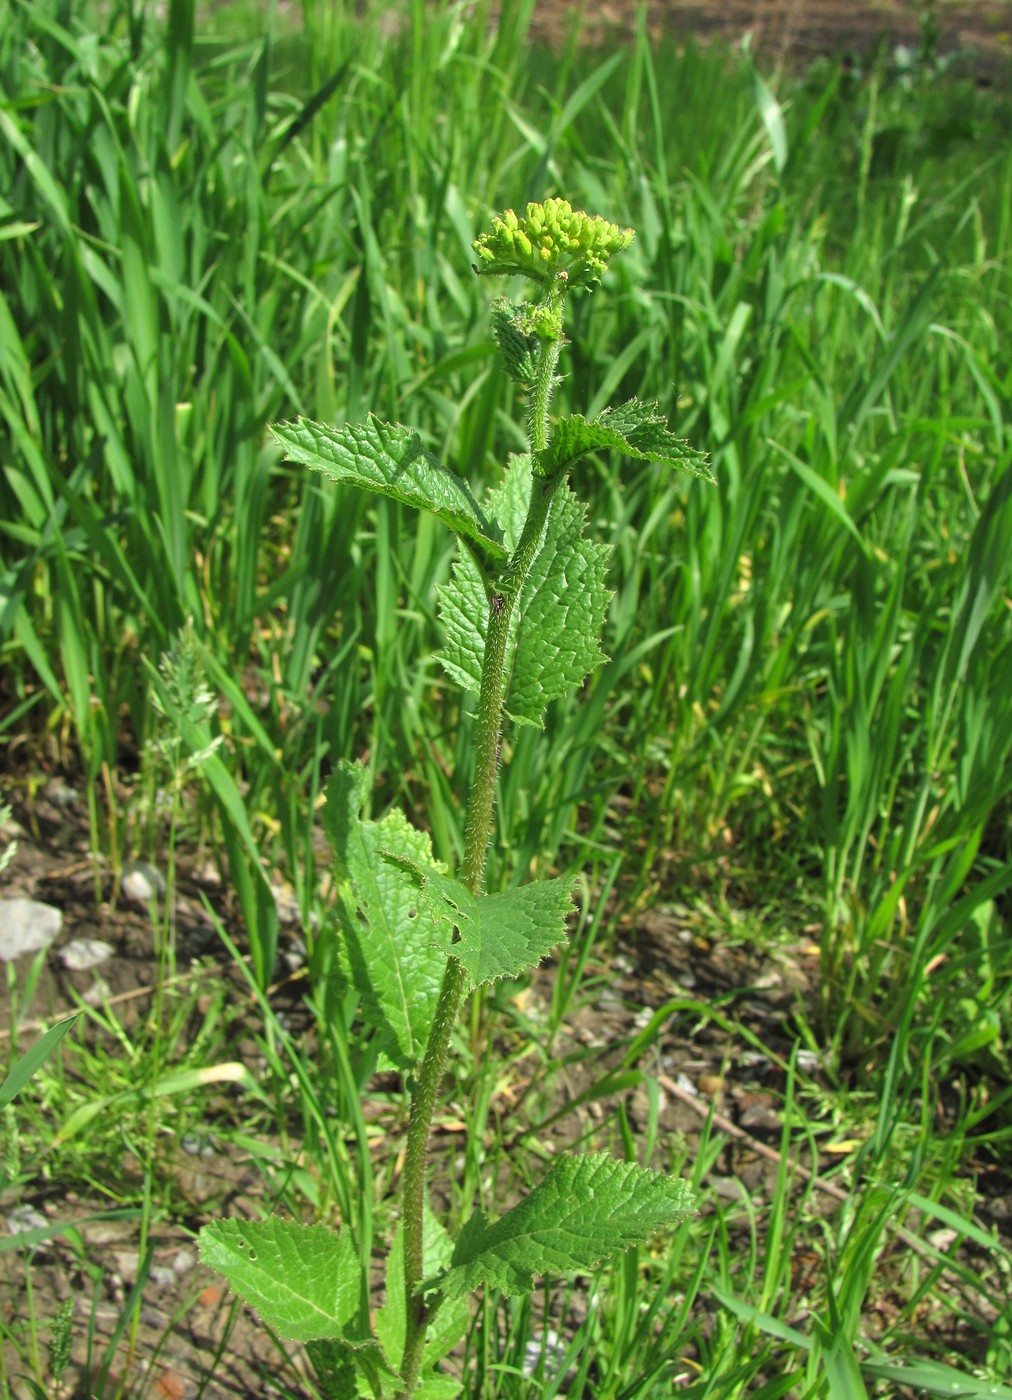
[1,0,1010,1394]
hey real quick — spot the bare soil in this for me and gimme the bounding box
[529,0,1012,84]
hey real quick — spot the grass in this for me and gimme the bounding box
[1,0,1010,1394]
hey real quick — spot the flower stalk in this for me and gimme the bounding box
[396,253,573,1395]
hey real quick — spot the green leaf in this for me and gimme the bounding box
[198,1219,362,1343]
[307,1336,402,1399]
[710,1290,811,1348]
[0,220,41,241]
[508,484,610,722]
[375,1210,470,1383]
[323,762,450,1068]
[819,1324,870,1400]
[403,866,573,987]
[414,1377,464,1399]
[270,416,506,575]
[747,55,789,174]
[175,712,279,989]
[860,1358,1012,1399]
[303,1339,359,1398]
[438,456,611,725]
[535,400,713,482]
[460,880,574,987]
[0,1014,79,1109]
[772,439,867,552]
[489,298,541,383]
[432,1153,694,1299]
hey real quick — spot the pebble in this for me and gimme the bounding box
[112,1250,140,1281]
[59,938,114,971]
[739,1102,782,1132]
[6,1204,49,1236]
[172,1248,197,1276]
[0,897,62,961]
[83,976,112,1007]
[42,777,78,807]
[521,1329,567,1380]
[122,862,166,903]
[181,1135,217,1159]
[270,880,299,925]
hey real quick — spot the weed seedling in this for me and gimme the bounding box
[200,200,712,1398]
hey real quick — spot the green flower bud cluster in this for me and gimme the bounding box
[490,296,569,383]
[518,300,564,340]
[473,199,634,290]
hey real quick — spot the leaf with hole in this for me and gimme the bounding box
[198,1219,363,1343]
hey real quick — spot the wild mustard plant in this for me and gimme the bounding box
[199,200,712,1399]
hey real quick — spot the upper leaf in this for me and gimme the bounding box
[431,1153,695,1299]
[438,456,610,726]
[535,400,714,482]
[489,297,559,383]
[198,1219,362,1343]
[270,416,506,574]
[459,880,574,988]
[323,762,452,1068]
[404,866,573,988]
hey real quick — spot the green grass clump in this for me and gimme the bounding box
[1,0,1011,1394]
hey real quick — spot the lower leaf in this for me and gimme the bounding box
[307,1336,402,1399]
[198,1218,364,1343]
[431,1152,695,1300]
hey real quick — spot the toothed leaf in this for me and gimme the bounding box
[432,1153,695,1299]
[270,416,506,573]
[323,762,452,1068]
[457,880,573,987]
[489,298,540,382]
[198,1220,362,1342]
[438,456,610,725]
[396,862,572,989]
[305,1337,401,1400]
[535,400,713,482]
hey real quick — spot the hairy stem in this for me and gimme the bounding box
[396,325,565,1397]
[396,600,510,1396]
[527,289,564,457]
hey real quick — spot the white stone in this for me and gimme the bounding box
[59,938,114,971]
[122,862,165,902]
[0,898,62,961]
